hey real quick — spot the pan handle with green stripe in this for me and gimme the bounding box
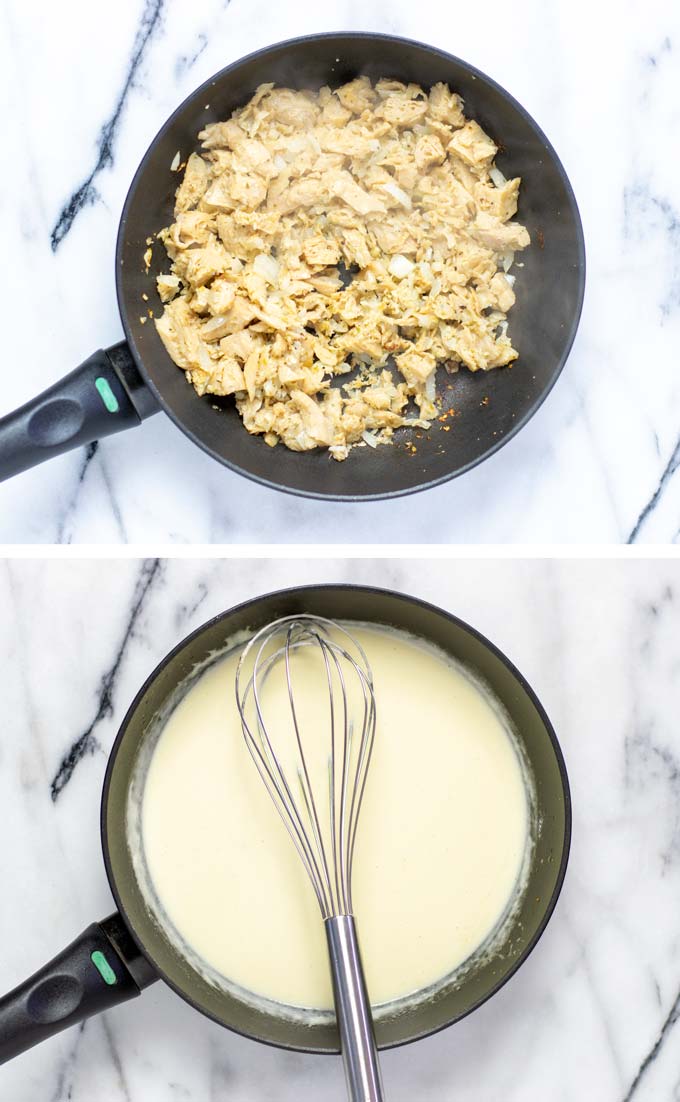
[0,913,157,1062]
[0,342,159,482]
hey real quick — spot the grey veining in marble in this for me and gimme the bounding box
[0,0,679,543]
[1,556,680,1099]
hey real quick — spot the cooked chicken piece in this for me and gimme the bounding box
[201,173,237,213]
[189,286,211,314]
[235,138,273,175]
[475,177,520,222]
[173,236,229,287]
[341,395,405,436]
[201,315,240,343]
[396,349,437,386]
[362,386,396,411]
[174,153,210,215]
[315,126,379,158]
[206,278,236,315]
[340,227,373,269]
[155,298,209,371]
[417,173,475,218]
[320,96,352,127]
[212,356,246,394]
[471,211,530,252]
[199,118,248,150]
[379,95,428,128]
[311,337,344,367]
[289,390,335,446]
[448,328,517,371]
[305,272,343,295]
[329,171,387,216]
[414,134,446,172]
[301,234,341,269]
[428,83,466,127]
[263,88,320,129]
[157,273,181,303]
[244,82,276,110]
[220,328,257,360]
[229,172,268,209]
[325,206,363,230]
[369,216,418,255]
[155,77,529,460]
[205,149,234,175]
[271,177,327,216]
[169,211,216,248]
[335,77,377,114]
[214,295,259,336]
[488,272,516,312]
[340,326,389,363]
[449,156,479,195]
[448,120,498,170]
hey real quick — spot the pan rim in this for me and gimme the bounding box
[115,30,586,503]
[100,582,572,1054]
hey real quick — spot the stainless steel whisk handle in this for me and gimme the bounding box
[325,916,385,1102]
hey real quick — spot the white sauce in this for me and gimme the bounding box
[139,625,529,1012]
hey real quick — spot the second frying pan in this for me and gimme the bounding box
[0,585,570,1064]
[0,33,585,501]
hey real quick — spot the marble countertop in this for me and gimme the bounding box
[1,555,680,1099]
[1,0,679,543]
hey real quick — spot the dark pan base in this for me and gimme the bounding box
[102,585,571,1054]
[117,33,585,500]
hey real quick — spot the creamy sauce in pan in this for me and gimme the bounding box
[140,625,529,1011]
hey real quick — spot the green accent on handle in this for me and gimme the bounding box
[95,377,120,414]
[91,950,117,985]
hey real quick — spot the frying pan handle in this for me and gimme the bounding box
[0,342,159,483]
[0,912,157,1064]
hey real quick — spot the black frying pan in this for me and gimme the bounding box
[0,585,570,1065]
[0,33,585,501]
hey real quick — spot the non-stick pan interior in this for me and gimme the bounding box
[102,586,570,1053]
[117,33,585,500]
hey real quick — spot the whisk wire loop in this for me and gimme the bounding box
[247,635,331,915]
[284,624,336,916]
[235,615,377,920]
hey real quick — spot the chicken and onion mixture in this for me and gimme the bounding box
[154,78,530,460]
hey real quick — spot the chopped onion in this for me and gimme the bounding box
[505,273,516,287]
[388,254,414,279]
[170,150,181,172]
[198,342,213,374]
[419,261,434,285]
[489,166,507,189]
[253,253,280,284]
[362,429,380,448]
[501,251,515,273]
[379,180,412,209]
[424,371,436,402]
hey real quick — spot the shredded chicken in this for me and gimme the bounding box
[154,78,530,460]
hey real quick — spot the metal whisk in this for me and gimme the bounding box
[235,615,385,1102]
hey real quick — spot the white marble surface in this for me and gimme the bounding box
[1,0,679,543]
[1,556,680,1100]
